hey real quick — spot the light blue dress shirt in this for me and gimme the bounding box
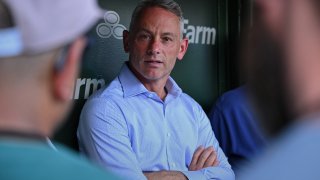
[77,64,234,180]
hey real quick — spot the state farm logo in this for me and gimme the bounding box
[96,11,126,39]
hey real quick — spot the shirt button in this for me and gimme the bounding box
[172,163,176,167]
[167,133,171,137]
[148,94,152,98]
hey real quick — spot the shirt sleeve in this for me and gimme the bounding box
[181,102,235,180]
[77,98,147,180]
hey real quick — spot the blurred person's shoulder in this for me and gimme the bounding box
[238,117,320,180]
[0,139,120,180]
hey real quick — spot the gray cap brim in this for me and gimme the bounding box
[2,0,104,55]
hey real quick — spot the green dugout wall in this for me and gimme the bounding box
[54,0,251,150]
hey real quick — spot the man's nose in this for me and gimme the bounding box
[147,39,161,55]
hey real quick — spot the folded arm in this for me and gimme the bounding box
[180,103,235,180]
[144,171,187,180]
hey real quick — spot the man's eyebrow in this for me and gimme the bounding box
[161,32,178,39]
[162,32,177,38]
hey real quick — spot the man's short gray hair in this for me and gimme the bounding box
[129,0,184,38]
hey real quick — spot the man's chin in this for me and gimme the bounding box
[144,75,162,81]
[141,73,167,81]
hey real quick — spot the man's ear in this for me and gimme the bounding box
[123,30,130,53]
[53,37,86,101]
[177,38,189,60]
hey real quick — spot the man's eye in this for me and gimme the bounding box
[163,37,172,42]
[138,34,151,40]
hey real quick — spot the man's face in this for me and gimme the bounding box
[248,0,320,136]
[123,7,188,83]
[245,0,289,136]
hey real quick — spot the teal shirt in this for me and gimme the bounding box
[0,139,120,180]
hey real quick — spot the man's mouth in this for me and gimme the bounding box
[145,60,163,63]
[144,60,163,66]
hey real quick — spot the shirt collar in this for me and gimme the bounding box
[119,63,149,98]
[166,76,182,98]
[118,62,182,98]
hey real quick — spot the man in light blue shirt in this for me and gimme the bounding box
[77,0,234,179]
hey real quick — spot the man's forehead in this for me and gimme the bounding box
[131,7,180,31]
[255,0,286,11]
[139,6,179,22]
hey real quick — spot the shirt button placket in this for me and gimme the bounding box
[164,104,172,170]
[171,163,176,168]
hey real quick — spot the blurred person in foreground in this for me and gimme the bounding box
[238,0,320,179]
[0,0,119,179]
[77,0,234,179]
